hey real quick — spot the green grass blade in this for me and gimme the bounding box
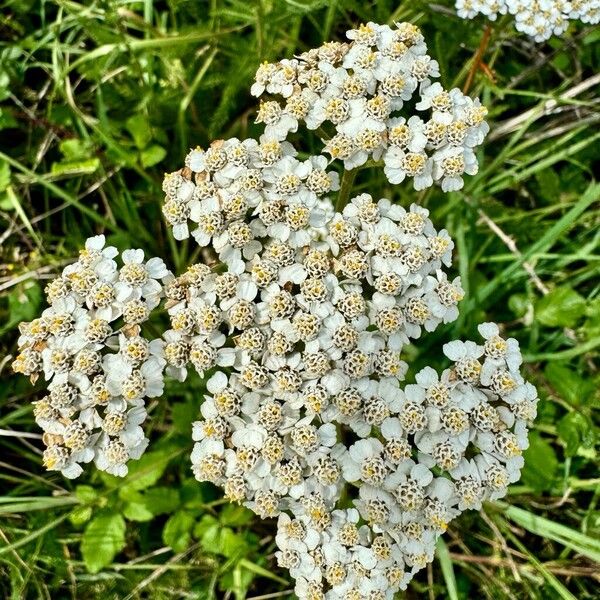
[501,505,600,562]
[501,526,578,600]
[0,152,117,231]
[436,537,459,600]
[0,514,69,556]
[472,182,600,305]
[0,497,78,514]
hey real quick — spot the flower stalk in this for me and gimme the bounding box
[335,168,357,213]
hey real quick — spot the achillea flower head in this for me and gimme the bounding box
[13,236,172,478]
[186,319,537,598]
[250,22,489,191]
[13,20,539,598]
[455,0,599,41]
[160,100,534,600]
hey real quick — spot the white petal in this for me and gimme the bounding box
[207,371,228,393]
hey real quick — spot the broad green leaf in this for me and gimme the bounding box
[535,287,586,328]
[219,564,255,600]
[545,363,593,407]
[196,515,220,552]
[118,486,144,503]
[163,510,195,553]
[199,522,221,552]
[69,506,92,526]
[180,477,207,508]
[172,400,198,435]
[194,517,248,559]
[10,282,42,323]
[81,512,126,573]
[557,412,595,456]
[521,432,558,492]
[120,450,171,491]
[0,72,9,101]
[126,114,152,149]
[59,138,92,160]
[1,282,43,334]
[123,501,154,522]
[75,485,97,503]
[583,298,600,342]
[220,504,254,527]
[143,487,180,515]
[0,107,18,130]
[535,169,562,203]
[140,144,166,168]
[194,514,218,540]
[219,528,248,559]
[508,293,529,318]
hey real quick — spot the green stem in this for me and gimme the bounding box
[335,168,357,213]
[523,336,600,363]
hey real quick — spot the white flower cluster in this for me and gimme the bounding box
[13,20,538,597]
[161,137,338,249]
[188,319,537,598]
[13,236,172,478]
[455,0,599,41]
[153,21,537,598]
[250,21,489,191]
[161,142,462,391]
[160,144,536,596]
